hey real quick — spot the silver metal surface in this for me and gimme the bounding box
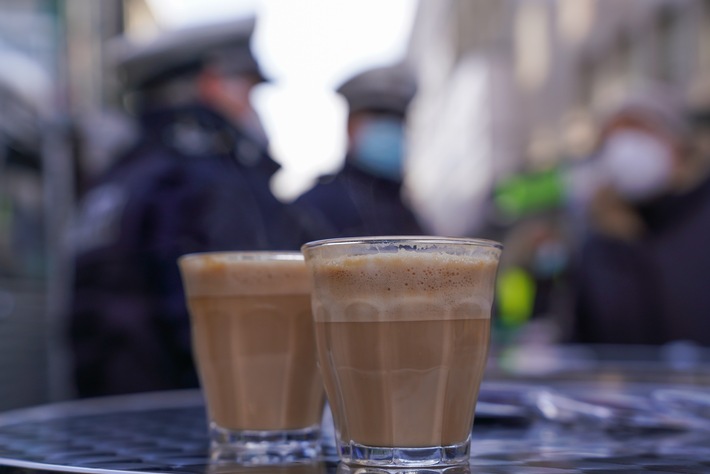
[1,381,710,473]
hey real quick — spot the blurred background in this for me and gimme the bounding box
[1,0,710,410]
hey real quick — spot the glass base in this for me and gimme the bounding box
[209,423,321,464]
[337,461,471,474]
[337,440,470,468]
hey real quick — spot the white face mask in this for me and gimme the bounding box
[600,130,674,201]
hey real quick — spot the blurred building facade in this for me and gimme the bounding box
[0,0,124,409]
[0,0,61,411]
[406,0,710,236]
[2,0,710,410]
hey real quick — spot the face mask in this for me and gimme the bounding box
[599,130,674,201]
[352,117,405,181]
[532,240,568,278]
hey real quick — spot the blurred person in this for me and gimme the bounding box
[571,88,710,345]
[68,17,301,397]
[291,63,424,241]
[496,216,573,338]
[70,110,139,200]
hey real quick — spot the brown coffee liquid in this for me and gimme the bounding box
[189,294,323,430]
[310,251,498,448]
[315,318,489,447]
[181,255,323,431]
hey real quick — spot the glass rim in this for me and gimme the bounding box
[178,250,303,264]
[301,235,503,252]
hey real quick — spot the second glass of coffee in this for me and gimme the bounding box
[178,252,325,463]
[302,237,502,468]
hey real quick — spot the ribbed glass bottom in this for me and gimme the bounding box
[209,423,321,464]
[337,439,470,469]
[338,460,471,474]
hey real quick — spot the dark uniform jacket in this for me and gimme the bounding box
[574,175,710,345]
[292,159,423,243]
[69,104,300,397]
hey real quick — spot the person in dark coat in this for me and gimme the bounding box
[292,63,424,241]
[68,17,300,397]
[572,89,710,345]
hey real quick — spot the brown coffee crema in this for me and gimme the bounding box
[180,254,323,431]
[181,254,312,296]
[310,252,498,447]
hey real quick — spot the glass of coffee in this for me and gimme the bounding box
[178,252,325,464]
[302,237,502,469]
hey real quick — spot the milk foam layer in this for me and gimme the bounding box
[310,251,498,322]
[180,253,310,296]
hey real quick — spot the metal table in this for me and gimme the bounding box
[1,378,710,474]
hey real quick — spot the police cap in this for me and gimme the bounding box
[109,16,267,90]
[336,62,417,116]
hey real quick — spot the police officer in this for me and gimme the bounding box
[292,63,424,241]
[69,17,300,396]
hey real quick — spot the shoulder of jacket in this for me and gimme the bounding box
[71,183,130,254]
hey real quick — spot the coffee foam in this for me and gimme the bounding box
[310,251,499,322]
[180,253,311,296]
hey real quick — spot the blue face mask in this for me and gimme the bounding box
[352,117,405,181]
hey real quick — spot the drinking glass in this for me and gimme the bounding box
[302,237,501,468]
[179,252,325,463]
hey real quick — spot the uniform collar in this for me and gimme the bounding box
[137,103,281,176]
